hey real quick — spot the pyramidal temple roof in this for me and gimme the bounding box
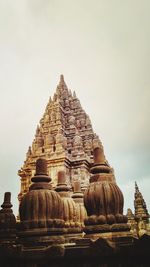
[26,75,102,160]
[18,75,105,200]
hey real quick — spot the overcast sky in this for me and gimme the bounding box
[0,0,150,216]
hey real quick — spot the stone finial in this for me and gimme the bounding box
[60,74,64,83]
[58,74,67,90]
[35,158,48,176]
[1,192,12,209]
[0,192,16,241]
[31,158,51,185]
[56,74,69,100]
[58,171,66,185]
[90,146,110,175]
[28,146,32,153]
[36,125,40,135]
[93,146,105,164]
[69,89,72,97]
[26,146,32,158]
[135,181,139,193]
[55,171,69,194]
[72,180,84,203]
[73,91,76,98]
[73,180,81,193]
[53,93,57,101]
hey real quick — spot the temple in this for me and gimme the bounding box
[18,75,103,202]
[0,76,150,267]
[127,182,150,237]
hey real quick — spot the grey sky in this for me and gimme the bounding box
[0,0,150,215]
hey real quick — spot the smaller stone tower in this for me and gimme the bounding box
[0,192,16,243]
[18,158,65,246]
[126,208,137,237]
[134,182,150,237]
[84,145,132,246]
[134,182,149,223]
[55,171,83,241]
[72,180,87,228]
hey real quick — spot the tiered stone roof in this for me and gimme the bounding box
[18,75,102,201]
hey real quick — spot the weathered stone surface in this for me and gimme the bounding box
[72,180,87,227]
[84,146,131,246]
[0,76,150,266]
[134,182,149,223]
[126,208,138,237]
[55,171,82,239]
[84,147,127,227]
[126,182,150,238]
[18,158,65,245]
[0,192,16,242]
[18,75,101,201]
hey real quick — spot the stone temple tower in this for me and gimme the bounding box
[18,75,103,201]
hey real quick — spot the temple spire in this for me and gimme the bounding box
[60,74,64,83]
[134,181,149,223]
[58,74,67,89]
[135,181,139,193]
[18,75,102,200]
